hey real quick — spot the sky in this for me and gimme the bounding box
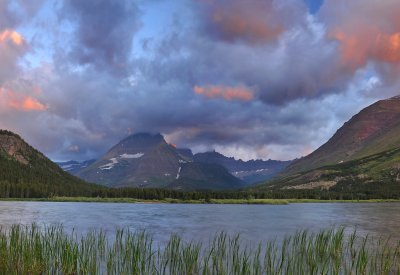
[1,0,400,162]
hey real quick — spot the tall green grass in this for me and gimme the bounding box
[0,225,398,274]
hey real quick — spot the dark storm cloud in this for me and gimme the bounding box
[33,0,377,160]
[3,0,400,161]
[135,0,354,107]
[62,0,140,75]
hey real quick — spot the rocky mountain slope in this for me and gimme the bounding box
[167,162,244,191]
[0,130,97,197]
[254,146,400,198]
[256,95,400,194]
[77,133,245,190]
[284,96,400,175]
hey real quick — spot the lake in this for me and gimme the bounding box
[0,202,399,244]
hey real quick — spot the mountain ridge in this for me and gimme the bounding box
[76,133,245,190]
[0,130,98,197]
[193,151,291,184]
[255,95,400,194]
[283,95,400,175]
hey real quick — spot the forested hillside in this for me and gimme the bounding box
[0,130,99,198]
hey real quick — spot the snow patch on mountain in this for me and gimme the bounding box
[120,153,144,159]
[98,153,144,171]
[176,167,182,179]
[100,158,119,170]
[61,164,78,171]
[233,168,269,175]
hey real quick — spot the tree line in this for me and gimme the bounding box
[1,149,399,200]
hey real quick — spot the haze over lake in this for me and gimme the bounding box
[1,202,399,244]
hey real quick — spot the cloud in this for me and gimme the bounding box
[0,29,24,45]
[0,87,48,111]
[0,1,16,29]
[67,145,80,152]
[10,96,47,111]
[194,85,254,101]
[14,0,359,161]
[62,0,141,75]
[195,0,306,44]
[3,0,400,163]
[328,30,400,73]
[0,0,44,29]
[0,29,27,84]
[320,0,400,70]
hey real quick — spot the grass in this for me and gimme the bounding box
[0,225,398,274]
[1,197,400,205]
[265,147,400,193]
[286,198,400,203]
[209,199,289,204]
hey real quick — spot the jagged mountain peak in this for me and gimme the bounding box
[104,132,167,159]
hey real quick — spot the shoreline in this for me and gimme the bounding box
[0,197,399,204]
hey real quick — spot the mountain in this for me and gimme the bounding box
[0,130,98,197]
[254,146,400,198]
[77,133,244,190]
[255,95,400,195]
[176,148,194,161]
[56,159,96,175]
[284,96,400,175]
[167,162,244,191]
[193,151,291,184]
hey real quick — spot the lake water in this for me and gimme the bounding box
[0,202,399,244]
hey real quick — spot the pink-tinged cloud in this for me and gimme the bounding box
[0,29,27,84]
[330,30,400,70]
[0,29,24,46]
[321,0,400,70]
[194,85,254,101]
[211,9,283,43]
[0,87,48,111]
[197,0,297,44]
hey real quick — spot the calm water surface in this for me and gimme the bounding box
[0,202,399,244]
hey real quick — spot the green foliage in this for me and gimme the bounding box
[1,129,399,200]
[253,147,400,200]
[0,129,102,198]
[284,99,400,175]
[0,225,398,274]
[0,147,100,198]
[0,129,21,138]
